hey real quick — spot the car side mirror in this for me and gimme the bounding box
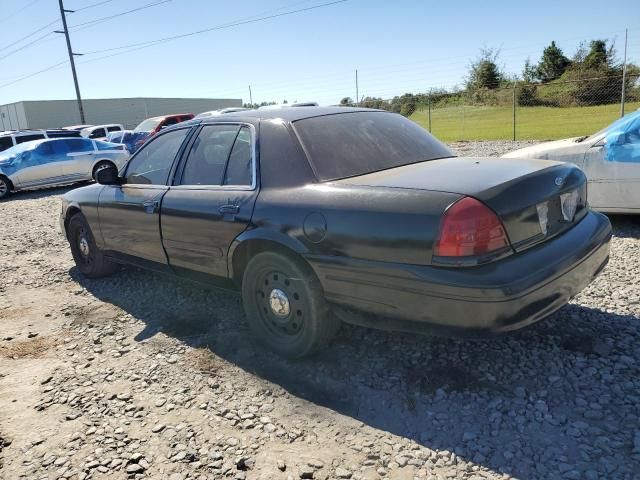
[96,166,121,185]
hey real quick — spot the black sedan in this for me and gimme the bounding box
[60,107,612,358]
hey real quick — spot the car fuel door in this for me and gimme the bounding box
[161,124,258,278]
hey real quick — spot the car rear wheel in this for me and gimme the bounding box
[92,161,115,180]
[0,176,11,200]
[68,213,118,278]
[241,251,340,358]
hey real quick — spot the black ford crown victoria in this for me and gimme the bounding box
[61,107,612,358]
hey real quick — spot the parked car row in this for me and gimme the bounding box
[0,128,82,153]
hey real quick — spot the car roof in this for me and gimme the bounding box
[200,106,382,123]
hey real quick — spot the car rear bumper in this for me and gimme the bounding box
[306,210,612,336]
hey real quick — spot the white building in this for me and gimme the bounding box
[0,97,242,130]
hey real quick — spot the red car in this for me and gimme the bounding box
[132,113,194,151]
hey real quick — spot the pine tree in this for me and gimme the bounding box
[535,41,571,82]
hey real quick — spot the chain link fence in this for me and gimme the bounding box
[358,73,640,141]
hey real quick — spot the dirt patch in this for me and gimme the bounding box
[0,335,56,359]
[186,347,228,376]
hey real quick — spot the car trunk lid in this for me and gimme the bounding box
[334,156,588,252]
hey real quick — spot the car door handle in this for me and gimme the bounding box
[143,199,159,214]
[219,204,240,215]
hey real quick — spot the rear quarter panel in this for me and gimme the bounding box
[251,184,461,265]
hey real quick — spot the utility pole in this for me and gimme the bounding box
[620,28,628,117]
[55,0,85,123]
[512,81,517,141]
[248,85,253,106]
[355,69,359,107]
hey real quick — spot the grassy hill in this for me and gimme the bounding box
[411,102,640,141]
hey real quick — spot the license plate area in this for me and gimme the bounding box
[537,188,583,237]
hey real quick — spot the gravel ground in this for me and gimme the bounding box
[1,141,639,480]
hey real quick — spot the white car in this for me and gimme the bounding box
[504,110,640,214]
[0,137,129,199]
[258,101,319,109]
[194,107,249,119]
[80,124,123,141]
[0,129,82,153]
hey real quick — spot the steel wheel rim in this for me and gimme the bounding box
[255,269,305,338]
[76,226,94,266]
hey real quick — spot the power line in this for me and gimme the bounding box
[0,31,58,62]
[0,18,59,52]
[69,0,172,32]
[0,0,43,26]
[72,0,119,13]
[82,0,349,56]
[0,60,68,89]
[0,0,171,63]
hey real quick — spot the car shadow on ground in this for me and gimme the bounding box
[71,248,639,479]
[0,183,86,202]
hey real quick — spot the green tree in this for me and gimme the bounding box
[535,41,571,82]
[466,48,504,90]
[583,39,615,69]
[339,97,354,106]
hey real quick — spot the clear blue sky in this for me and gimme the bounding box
[0,0,638,106]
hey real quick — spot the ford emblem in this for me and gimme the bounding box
[554,177,564,186]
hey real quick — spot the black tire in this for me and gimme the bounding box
[241,251,340,358]
[0,176,11,200]
[68,213,118,278]
[92,161,115,180]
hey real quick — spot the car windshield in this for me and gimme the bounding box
[106,132,124,142]
[0,141,39,161]
[134,118,162,132]
[293,111,455,181]
[585,110,640,142]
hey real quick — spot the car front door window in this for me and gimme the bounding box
[125,128,190,185]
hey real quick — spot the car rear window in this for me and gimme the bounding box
[293,111,454,181]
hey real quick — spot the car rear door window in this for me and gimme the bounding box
[16,134,45,144]
[180,124,240,186]
[65,138,94,152]
[0,136,13,151]
[223,127,253,186]
[125,128,190,185]
[107,126,121,132]
[89,128,106,138]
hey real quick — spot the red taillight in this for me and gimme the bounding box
[434,197,510,257]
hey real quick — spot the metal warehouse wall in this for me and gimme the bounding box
[1,97,242,130]
[0,102,28,130]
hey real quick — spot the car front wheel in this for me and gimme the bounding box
[68,213,118,278]
[241,251,340,358]
[0,176,11,200]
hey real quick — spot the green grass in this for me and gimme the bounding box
[411,102,640,141]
